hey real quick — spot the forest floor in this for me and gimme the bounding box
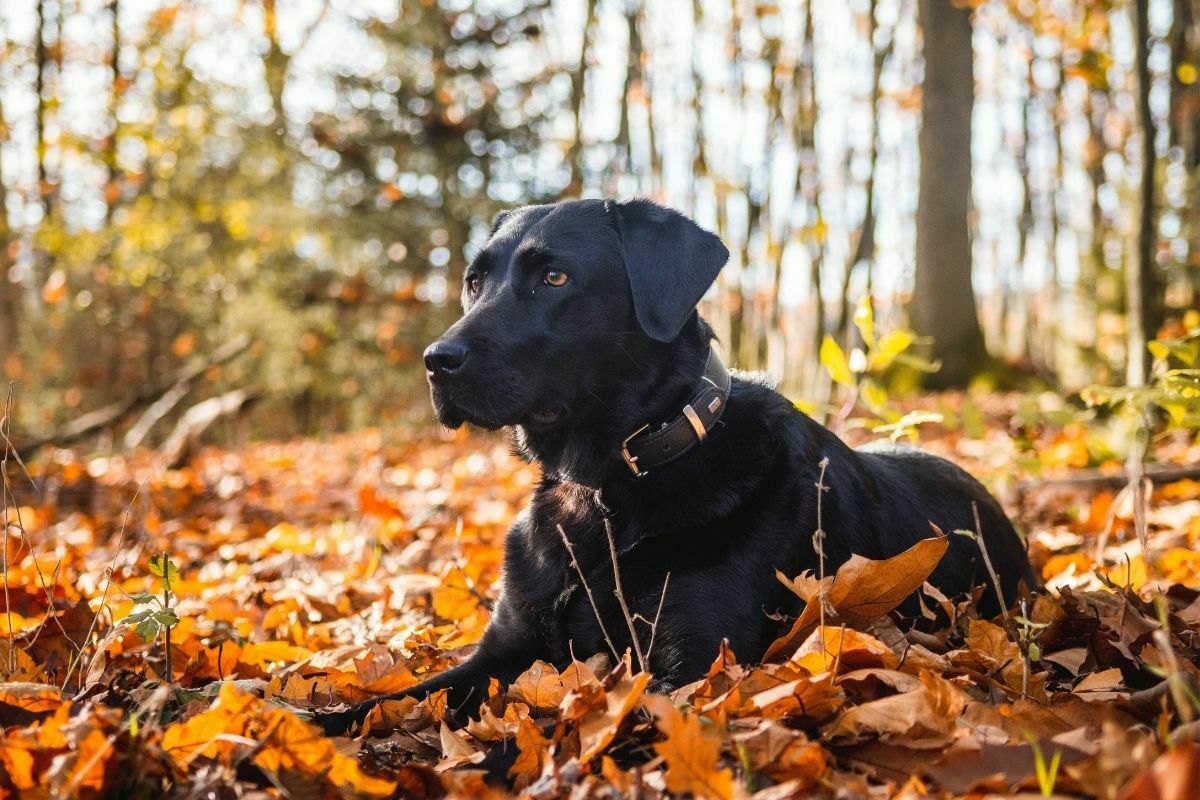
[2,392,1200,799]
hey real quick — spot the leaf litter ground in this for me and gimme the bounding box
[2,394,1200,798]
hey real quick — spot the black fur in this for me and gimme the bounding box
[317,199,1035,735]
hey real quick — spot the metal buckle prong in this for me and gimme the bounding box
[620,423,650,476]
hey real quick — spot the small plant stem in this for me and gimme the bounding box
[557,525,620,666]
[603,518,646,673]
[971,502,1011,633]
[1,385,13,673]
[644,573,670,668]
[162,551,173,683]
[813,457,831,668]
[1127,411,1151,571]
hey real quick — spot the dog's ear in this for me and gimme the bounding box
[609,199,729,342]
[489,209,514,237]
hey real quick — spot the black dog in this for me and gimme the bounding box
[319,199,1034,735]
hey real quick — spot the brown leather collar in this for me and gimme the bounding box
[619,347,731,477]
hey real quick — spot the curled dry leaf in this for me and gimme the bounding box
[765,535,949,661]
[826,671,966,748]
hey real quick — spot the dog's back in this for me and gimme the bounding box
[854,440,1037,613]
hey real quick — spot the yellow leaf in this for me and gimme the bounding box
[820,335,855,387]
[868,329,914,371]
[853,297,875,347]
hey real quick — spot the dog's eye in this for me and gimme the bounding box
[543,270,569,287]
[466,274,482,294]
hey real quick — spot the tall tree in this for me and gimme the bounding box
[911,0,988,387]
[0,19,15,362]
[1128,0,1160,385]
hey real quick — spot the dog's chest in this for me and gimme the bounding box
[520,501,661,664]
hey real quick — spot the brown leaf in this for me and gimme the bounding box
[1117,742,1200,800]
[435,721,485,772]
[826,671,965,747]
[732,718,827,788]
[764,536,949,661]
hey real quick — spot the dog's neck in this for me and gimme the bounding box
[512,317,716,489]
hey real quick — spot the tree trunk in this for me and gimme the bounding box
[911,0,988,388]
[0,50,16,363]
[565,0,597,197]
[1128,0,1160,386]
[105,0,121,221]
[35,0,51,216]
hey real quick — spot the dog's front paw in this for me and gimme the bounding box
[312,705,366,737]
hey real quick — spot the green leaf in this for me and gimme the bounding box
[148,554,180,590]
[128,592,156,605]
[124,609,154,625]
[154,609,180,628]
[820,335,855,387]
[135,617,162,642]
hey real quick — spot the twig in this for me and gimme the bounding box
[643,573,670,668]
[1,384,14,672]
[1,385,79,674]
[971,502,1011,633]
[557,525,620,665]
[603,518,646,673]
[1127,413,1151,575]
[69,479,147,691]
[813,457,831,668]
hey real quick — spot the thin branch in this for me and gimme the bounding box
[603,518,646,673]
[557,525,620,665]
[813,457,832,669]
[2,384,14,672]
[971,501,1012,635]
[644,572,670,668]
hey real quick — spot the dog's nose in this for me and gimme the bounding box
[423,339,469,378]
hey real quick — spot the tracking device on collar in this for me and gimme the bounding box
[619,346,731,477]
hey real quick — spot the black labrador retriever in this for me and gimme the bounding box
[319,198,1034,734]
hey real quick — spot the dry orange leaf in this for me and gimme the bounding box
[578,670,651,761]
[644,694,741,800]
[508,660,570,712]
[508,712,551,785]
[765,535,949,661]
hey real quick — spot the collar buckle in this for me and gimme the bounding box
[621,423,650,476]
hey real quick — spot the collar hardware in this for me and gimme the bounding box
[618,346,731,478]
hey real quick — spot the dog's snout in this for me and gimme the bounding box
[424,339,470,379]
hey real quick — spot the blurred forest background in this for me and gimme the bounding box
[0,0,1196,449]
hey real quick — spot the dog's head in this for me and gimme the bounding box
[423,199,728,433]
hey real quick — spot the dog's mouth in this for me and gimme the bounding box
[431,386,564,432]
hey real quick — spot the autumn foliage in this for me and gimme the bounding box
[3,399,1200,798]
